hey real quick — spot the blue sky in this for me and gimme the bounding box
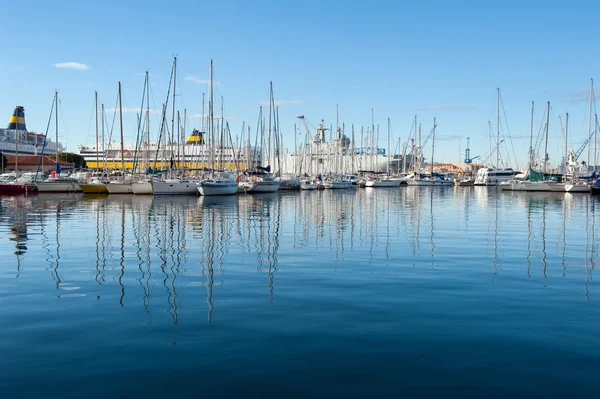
[1,0,599,168]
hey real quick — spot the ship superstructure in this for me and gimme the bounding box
[0,106,63,157]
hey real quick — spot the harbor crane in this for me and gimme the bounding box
[464,137,480,164]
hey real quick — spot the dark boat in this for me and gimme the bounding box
[591,180,600,195]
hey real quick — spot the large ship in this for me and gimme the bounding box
[78,129,262,171]
[0,106,63,157]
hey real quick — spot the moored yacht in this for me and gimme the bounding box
[197,171,238,196]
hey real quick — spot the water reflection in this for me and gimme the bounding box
[0,188,598,322]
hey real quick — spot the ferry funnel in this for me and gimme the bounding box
[185,129,204,145]
[8,106,26,131]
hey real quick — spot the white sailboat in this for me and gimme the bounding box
[196,60,239,197]
[300,179,316,190]
[35,91,82,193]
[365,119,400,188]
[105,82,134,194]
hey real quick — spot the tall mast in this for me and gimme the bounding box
[431,118,436,175]
[183,108,187,170]
[209,59,214,176]
[146,71,150,174]
[529,101,534,168]
[118,82,125,173]
[488,121,491,165]
[171,57,177,176]
[564,113,569,178]
[588,79,593,169]
[221,95,224,170]
[387,118,391,176]
[595,113,598,173]
[496,88,500,168]
[268,81,273,169]
[177,111,181,168]
[102,103,105,171]
[247,125,251,171]
[95,91,99,175]
[55,90,59,170]
[543,101,550,175]
[200,92,205,170]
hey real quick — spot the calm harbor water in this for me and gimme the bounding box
[0,188,599,398]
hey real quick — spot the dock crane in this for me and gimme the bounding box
[463,137,480,164]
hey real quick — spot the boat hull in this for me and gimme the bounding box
[249,181,281,193]
[132,182,153,195]
[278,180,300,190]
[152,181,198,195]
[106,182,134,194]
[565,184,591,193]
[407,179,453,186]
[79,183,108,194]
[365,180,401,187]
[197,182,238,196]
[36,181,81,193]
[0,183,37,193]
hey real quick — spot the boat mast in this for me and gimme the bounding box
[95,91,99,176]
[387,118,391,176]
[146,71,150,174]
[171,56,177,178]
[595,113,598,173]
[431,118,436,175]
[496,88,500,168]
[209,59,214,177]
[564,113,569,178]
[118,82,125,173]
[102,104,105,171]
[529,101,534,169]
[543,101,550,175]
[55,90,59,173]
[588,79,593,169]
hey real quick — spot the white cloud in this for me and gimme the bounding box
[415,105,474,111]
[184,76,221,86]
[556,89,600,104]
[259,100,304,106]
[53,62,90,71]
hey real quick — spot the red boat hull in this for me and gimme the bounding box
[0,183,38,194]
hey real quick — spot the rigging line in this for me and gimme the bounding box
[132,75,148,173]
[153,62,175,165]
[106,93,119,153]
[58,99,72,151]
[533,107,547,157]
[35,96,56,177]
[499,91,518,169]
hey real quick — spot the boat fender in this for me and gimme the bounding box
[252,176,257,182]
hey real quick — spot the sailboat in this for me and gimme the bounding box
[151,57,198,195]
[35,91,82,193]
[106,82,134,194]
[131,71,156,195]
[501,102,560,192]
[240,82,281,193]
[197,60,238,196]
[79,91,108,194]
[406,118,453,186]
[366,118,401,187]
[474,89,517,186]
